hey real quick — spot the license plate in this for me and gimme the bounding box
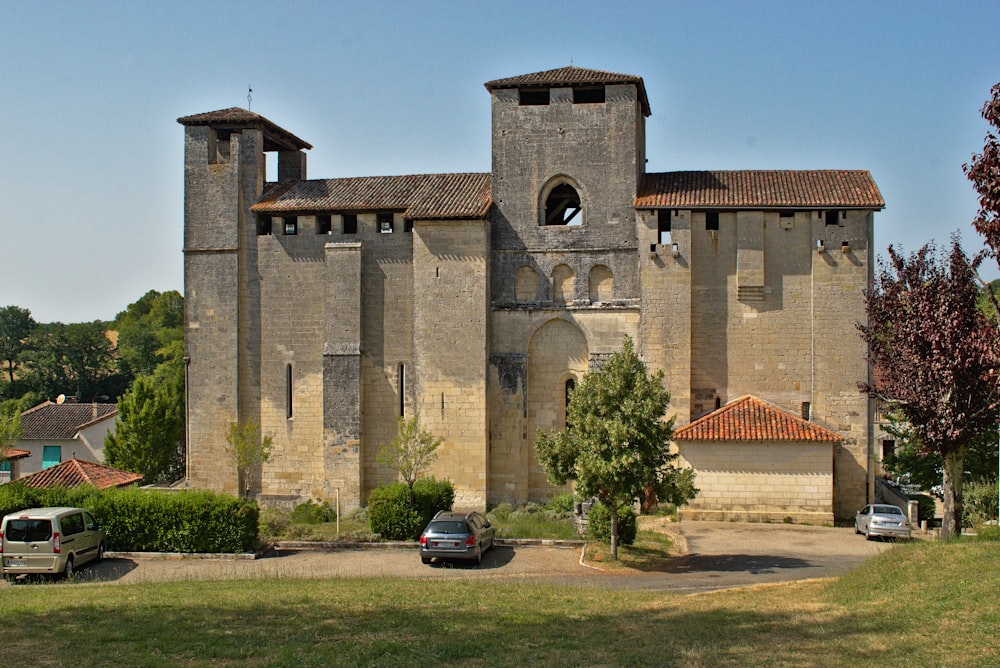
[6,558,26,567]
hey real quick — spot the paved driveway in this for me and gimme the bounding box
[3,521,897,593]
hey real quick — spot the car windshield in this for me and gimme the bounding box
[426,521,469,535]
[873,506,903,516]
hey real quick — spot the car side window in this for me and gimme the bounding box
[83,512,97,531]
[61,513,84,536]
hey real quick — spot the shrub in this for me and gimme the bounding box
[963,480,998,529]
[259,507,291,539]
[367,484,423,540]
[911,494,937,524]
[587,502,637,546]
[0,483,259,553]
[489,503,513,522]
[546,491,575,514]
[367,478,455,540]
[290,500,336,525]
[411,477,455,526]
[975,524,1000,541]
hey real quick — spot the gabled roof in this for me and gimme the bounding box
[485,66,651,117]
[19,402,118,440]
[251,173,493,220]
[177,107,312,152]
[636,170,885,210]
[674,396,843,443]
[17,458,143,490]
[2,448,30,461]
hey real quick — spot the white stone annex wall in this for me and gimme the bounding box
[677,440,834,523]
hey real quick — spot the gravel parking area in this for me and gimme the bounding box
[2,521,899,593]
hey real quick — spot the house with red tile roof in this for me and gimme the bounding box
[11,401,118,480]
[16,457,142,490]
[674,396,843,522]
[180,66,881,520]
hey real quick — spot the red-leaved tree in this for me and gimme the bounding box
[859,240,1000,538]
[965,83,1000,270]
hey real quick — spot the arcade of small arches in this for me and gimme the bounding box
[514,263,614,305]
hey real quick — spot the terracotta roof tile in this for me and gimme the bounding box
[18,459,143,490]
[20,402,118,440]
[251,173,493,220]
[674,396,843,443]
[485,66,651,117]
[2,448,30,460]
[177,107,312,151]
[636,170,884,210]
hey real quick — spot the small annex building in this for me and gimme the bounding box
[0,448,31,484]
[674,396,841,523]
[179,66,883,520]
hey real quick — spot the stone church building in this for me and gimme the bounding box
[179,67,883,521]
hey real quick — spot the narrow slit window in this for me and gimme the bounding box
[801,401,810,420]
[657,210,672,245]
[283,217,297,235]
[705,212,719,231]
[342,213,358,234]
[565,378,576,428]
[286,364,293,419]
[397,363,405,417]
[378,212,394,234]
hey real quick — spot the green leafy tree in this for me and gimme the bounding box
[881,409,998,491]
[534,337,695,560]
[113,290,184,377]
[859,240,1000,538]
[224,418,273,499]
[0,406,22,470]
[376,413,441,505]
[22,321,127,401]
[0,306,37,396]
[104,375,184,483]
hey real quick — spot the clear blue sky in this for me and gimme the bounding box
[3,1,998,323]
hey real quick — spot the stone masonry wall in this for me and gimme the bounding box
[677,441,834,523]
[413,219,489,509]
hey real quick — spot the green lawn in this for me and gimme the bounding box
[1,540,997,667]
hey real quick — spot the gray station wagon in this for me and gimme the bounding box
[1,507,106,580]
[419,510,495,565]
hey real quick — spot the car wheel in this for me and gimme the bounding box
[421,557,432,565]
[62,556,74,580]
[97,542,106,562]
[854,522,861,535]
[864,525,872,541]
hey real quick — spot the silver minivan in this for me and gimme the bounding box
[1,507,106,580]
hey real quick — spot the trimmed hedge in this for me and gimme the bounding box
[0,483,259,553]
[367,478,455,541]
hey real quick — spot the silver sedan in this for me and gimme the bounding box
[855,504,911,540]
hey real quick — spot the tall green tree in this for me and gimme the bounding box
[113,290,184,377]
[534,337,695,560]
[225,418,273,499]
[104,374,184,483]
[0,306,37,396]
[376,413,441,505]
[859,240,1000,538]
